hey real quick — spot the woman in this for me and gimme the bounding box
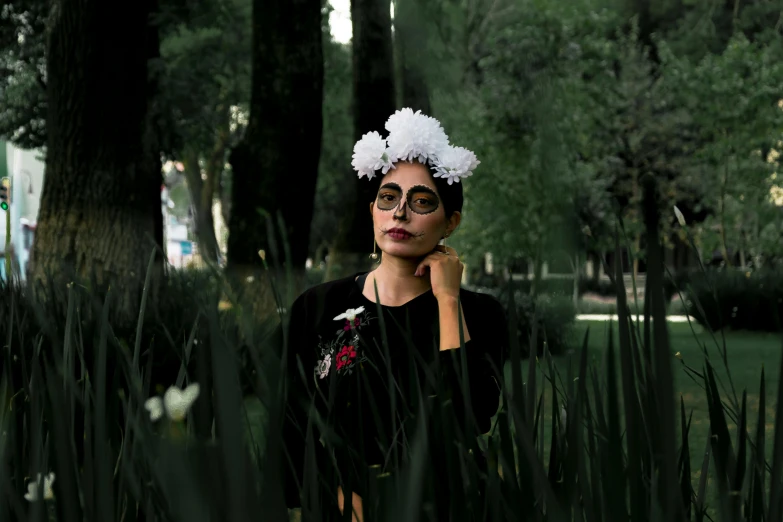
[282,109,507,521]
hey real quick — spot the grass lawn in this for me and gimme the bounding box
[509,320,781,507]
[572,320,781,450]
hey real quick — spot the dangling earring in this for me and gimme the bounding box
[369,239,380,262]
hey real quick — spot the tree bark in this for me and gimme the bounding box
[394,0,431,113]
[227,0,323,282]
[30,0,163,327]
[181,110,229,266]
[327,0,395,279]
[182,149,221,265]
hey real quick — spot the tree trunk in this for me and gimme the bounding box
[30,0,163,327]
[227,0,323,306]
[394,0,431,113]
[327,0,395,279]
[719,163,732,267]
[572,252,580,309]
[182,111,229,266]
[182,149,221,265]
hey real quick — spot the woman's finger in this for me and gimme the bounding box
[434,244,459,256]
[415,256,435,277]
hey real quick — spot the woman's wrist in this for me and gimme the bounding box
[437,297,471,351]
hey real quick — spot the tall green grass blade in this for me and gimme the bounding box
[398,394,429,522]
[642,176,684,520]
[44,361,83,521]
[547,372,561,488]
[208,310,257,522]
[575,328,597,522]
[748,367,766,522]
[705,362,736,519]
[614,238,645,522]
[584,392,603,522]
[527,306,538,427]
[767,340,783,522]
[602,320,627,522]
[730,390,747,519]
[694,429,711,522]
[133,249,157,370]
[94,291,116,521]
[678,398,693,519]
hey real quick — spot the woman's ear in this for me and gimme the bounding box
[445,211,462,237]
[369,201,374,215]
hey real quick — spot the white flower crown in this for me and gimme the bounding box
[351,108,480,185]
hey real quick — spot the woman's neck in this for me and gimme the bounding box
[364,255,431,306]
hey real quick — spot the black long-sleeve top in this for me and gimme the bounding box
[281,272,507,515]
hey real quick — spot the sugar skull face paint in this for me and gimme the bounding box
[371,161,461,261]
[375,183,441,216]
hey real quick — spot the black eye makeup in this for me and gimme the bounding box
[375,183,440,215]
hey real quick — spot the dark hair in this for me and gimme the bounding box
[367,162,464,218]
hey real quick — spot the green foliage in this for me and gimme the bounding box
[427,0,783,276]
[0,0,47,148]
[158,0,251,157]
[686,269,783,332]
[662,34,783,267]
[473,282,577,355]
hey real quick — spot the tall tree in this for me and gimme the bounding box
[158,0,251,265]
[326,0,395,279]
[29,0,164,325]
[227,0,323,282]
[394,0,431,113]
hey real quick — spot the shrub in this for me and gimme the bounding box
[476,284,577,355]
[512,277,576,298]
[686,269,783,332]
[579,277,615,296]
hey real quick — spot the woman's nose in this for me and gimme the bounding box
[393,201,408,221]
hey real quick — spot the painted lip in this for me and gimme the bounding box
[385,228,414,240]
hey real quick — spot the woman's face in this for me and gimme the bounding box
[371,161,460,260]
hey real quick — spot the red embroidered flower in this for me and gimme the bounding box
[336,345,358,370]
[343,317,362,331]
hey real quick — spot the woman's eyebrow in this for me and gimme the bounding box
[408,184,438,195]
[379,183,402,191]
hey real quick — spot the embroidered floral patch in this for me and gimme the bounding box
[315,307,371,379]
[336,345,358,370]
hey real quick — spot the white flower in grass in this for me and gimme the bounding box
[352,131,392,180]
[24,472,55,501]
[333,307,365,322]
[674,206,686,226]
[432,145,480,185]
[385,108,449,165]
[145,383,200,422]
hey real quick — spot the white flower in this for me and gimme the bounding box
[24,472,55,501]
[316,354,332,380]
[145,383,200,422]
[145,396,165,422]
[333,306,365,322]
[674,206,686,226]
[432,145,480,185]
[352,131,392,180]
[385,108,449,165]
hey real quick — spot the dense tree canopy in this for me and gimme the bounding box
[2,0,782,280]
